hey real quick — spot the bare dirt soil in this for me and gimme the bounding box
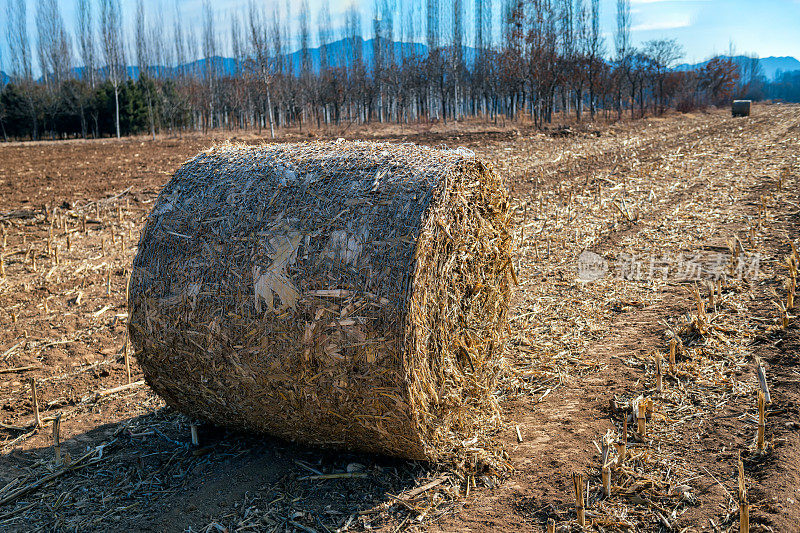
[0,104,798,532]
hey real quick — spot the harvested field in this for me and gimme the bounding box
[0,104,798,532]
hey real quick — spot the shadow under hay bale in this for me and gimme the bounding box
[128,140,514,470]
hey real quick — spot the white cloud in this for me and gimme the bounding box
[632,15,692,31]
[631,0,708,3]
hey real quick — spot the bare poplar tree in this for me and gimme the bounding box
[473,0,492,119]
[383,0,396,122]
[271,3,286,128]
[32,0,70,139]
[134,0,158,139]
[299,0,311,76]
[6,0,32,80]
[426,0,439,50]
[283,0,293,74]
[202,0,218,131]
[317,0,331,71]
[452,0,463,119]
[586,0,604,119]
[475,0,486,51]
[614,0,631,117]
[36,0,72,86]
[299,0,312,127]
[100,0,125,138]
[426,0,441,119]
[247,2,266,134]
[346,5,365,122]
[134,0,150,76]
[402,0,418,54]
[373,0,384,122]
[73,0,98,137]
[149,4,166,76]
[347,6,363,66]
[572,0,589,120]
[230,12,244,71]
[173,2,187,70]
[76,0,96,87]
[614,0,630,61]
[6,0,37,138]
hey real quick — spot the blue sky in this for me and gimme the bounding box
[619,0,800,62]
[1,0,798,73]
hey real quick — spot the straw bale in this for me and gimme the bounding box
[732,100,751,117]
[128,140,513,466]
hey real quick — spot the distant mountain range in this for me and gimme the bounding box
[164,38,440,78]
[1,41,798,85]
[0,38,438,84]
[676,55,800,80]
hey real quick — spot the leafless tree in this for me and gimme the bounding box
[451,0,464,119]
[134,0,149,76]
[167,1,191,136]
[5,0,32,80]
[738,52,764,99]
[173,2,187,69]
[586,0,604,119]
[614,0,631,117]
[644,38,683,114]
[148,4,166,76]
[134,0,158,139]
[33,0,72,139]
[247,1,272,136]
[76,0,96,87]
[614,0,630,61]
[472,0,492,119]
[36,0,72,86]
[202,0,218,131]
[272,3,288,128]
[100,0,125,138]
[571,0,589,120]
[5,0,39,139]
[74,0,98,137]
[426,0,442,119]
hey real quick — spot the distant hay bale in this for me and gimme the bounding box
[732,100,751,117]
[128,140,514,468]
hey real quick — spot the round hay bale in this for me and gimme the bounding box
[128,140,513,467]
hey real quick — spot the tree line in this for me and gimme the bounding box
[0,0,785,142]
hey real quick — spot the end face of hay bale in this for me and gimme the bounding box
[732,100,751,117]
[128,141,513,467]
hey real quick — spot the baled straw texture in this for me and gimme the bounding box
[128,140,513,467]
[732,100,752,117]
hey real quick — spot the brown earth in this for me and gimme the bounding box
[0,104,798,532]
